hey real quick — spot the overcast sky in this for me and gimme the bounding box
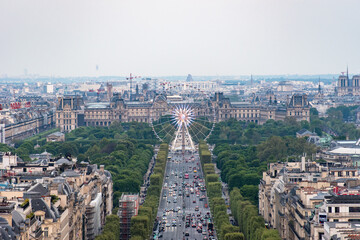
[1,0,360,77]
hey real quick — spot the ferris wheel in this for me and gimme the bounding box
[150,83,215,152]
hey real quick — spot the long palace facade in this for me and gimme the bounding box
[56,92,310,132]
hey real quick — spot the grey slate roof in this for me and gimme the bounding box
[55,157,72,165]
[28,183,48,196]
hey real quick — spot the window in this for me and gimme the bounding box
[333,219,339,222]
[335,207,340,213]
[328,207,332,213]
[349,219,360,222]
[346,171,350,176]
[349,207,360,212]
[353,171,356,176]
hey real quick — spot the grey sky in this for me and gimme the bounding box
[1,0,360,77]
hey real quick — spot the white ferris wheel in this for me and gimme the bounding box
[150,83,215,153]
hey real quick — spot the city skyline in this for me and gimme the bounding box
[1,0,360,77]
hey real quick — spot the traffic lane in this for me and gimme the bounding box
[158,161,185,239]
[156,153,212,240]
[183,184,210,235]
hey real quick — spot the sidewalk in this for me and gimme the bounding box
[214,162,234,223]
[139,147,158,205]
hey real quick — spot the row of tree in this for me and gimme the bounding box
[199,142,245,240]
[207,105,360,145]
[230,188,280,240]
[130,143,169,240]
[95,215,121,240]
[11,121,158,161]
[207,117,309,145]
[213,136,317,205]
[310,106,360,139]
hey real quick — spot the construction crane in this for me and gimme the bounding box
[126,73,141,96]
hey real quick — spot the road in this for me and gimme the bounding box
[153,151,216,240]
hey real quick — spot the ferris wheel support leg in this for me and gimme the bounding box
[171,124,183,152]
[184,124,196,151]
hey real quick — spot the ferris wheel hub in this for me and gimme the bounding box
[150,83,215,152]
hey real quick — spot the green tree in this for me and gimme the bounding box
[224,232,245,240]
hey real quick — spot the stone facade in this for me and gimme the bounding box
[56,92,310,132]
[0,159,112,240]
[336,73,360,96]
[259,159,360,240]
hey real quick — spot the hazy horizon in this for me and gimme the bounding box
[1,0,360,77]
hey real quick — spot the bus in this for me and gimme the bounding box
[184,173,189,179]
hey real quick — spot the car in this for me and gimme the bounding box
[193,200,196,203]
[185,232,190,236]
[195,206,199,211]
[165,222,170,227]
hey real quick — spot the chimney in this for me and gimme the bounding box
[100,165,105,173]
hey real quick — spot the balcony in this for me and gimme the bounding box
[327,212,360,218]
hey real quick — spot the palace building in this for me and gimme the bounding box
[56,92,310,132]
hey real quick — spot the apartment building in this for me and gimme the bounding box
[259,157,360,240]
[0,154,112,240]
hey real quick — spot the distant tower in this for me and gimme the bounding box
[130,73,133,96]
[107,83,113,101]
[251,75,253,87]
[318,77,321,94]
[136,84,139,95]
[186,74,193,82]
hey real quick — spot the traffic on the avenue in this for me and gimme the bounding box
[153,152,216,240]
